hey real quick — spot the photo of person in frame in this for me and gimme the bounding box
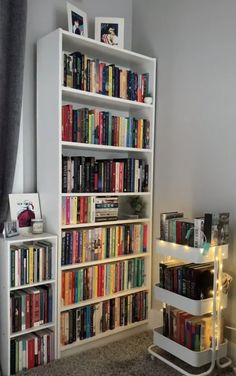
[71,11,84,35]
[101,23,119,46]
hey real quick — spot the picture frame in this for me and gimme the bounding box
[67,2,88,37]
[4,220,19,238]
[9,193,41,233]
[95,17,124,49]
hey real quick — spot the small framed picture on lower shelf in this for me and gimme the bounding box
[9,193,41,234]
[4,220,19,238]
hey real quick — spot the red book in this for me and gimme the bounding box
[71,271,75,304]
[176,221,182,244]
[97,265,101,297]
[61,272,65,305]
[27,336,35,369]
[179,313,192,346]
[66,196,70,225]
[66,105,73,142]
[99,112,103,144]
[61,106,65,141]
[118,226,122,256]
[101,265,104,296]
[119,162,124,192]
[99,63,105,94]
[80,197,84,223]
[111,161,116,192]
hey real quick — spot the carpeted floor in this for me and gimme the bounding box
[21,331,235,376]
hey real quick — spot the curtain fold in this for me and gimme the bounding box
[0,0,27,231]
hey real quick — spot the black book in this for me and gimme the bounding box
[62,156,68,193]
[72,110,78,142]
[10,340,16,375]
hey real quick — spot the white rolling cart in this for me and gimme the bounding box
[148,239,232,376]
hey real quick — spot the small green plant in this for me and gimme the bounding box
[129,196,146,217]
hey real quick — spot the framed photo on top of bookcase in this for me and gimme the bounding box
[67,2,88,37]
[95,17,124,48]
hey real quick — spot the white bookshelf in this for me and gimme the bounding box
[0,233,57,376]
[37,29,156,357]
[148,240,232,376]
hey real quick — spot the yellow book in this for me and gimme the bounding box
[108,65,113,96]
[140,119,144,149]
[29,245,34,283]
[72,196,77,225]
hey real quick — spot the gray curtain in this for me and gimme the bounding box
[0,0,27,231]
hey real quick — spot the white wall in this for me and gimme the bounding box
[132,0,236,343]
[23,0,132,192]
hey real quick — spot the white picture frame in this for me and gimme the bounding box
[4,220,19,238]
[67,2,88,37]
[9,193,41,233]
[95,17,124,49]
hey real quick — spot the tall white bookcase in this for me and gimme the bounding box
[148,240,232,376]
[0,233,57,376]
[37,28,156,357]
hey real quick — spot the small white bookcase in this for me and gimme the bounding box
[37,28,156,356]
[0,233,57,376]
[148,239,232,376]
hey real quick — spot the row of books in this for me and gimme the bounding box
[10,285,53,333]
[10,329,54,375]
[10,241,53,288]
[62,156,149,193]
[62,196,119,225]
[159,260,213,300]
[60,291,148,346]
[61,258,145,306]
[160,211,229,247]
[63,52,150,102]
[163,305,223,351]
[62,105,150,149]
[61,224,148,265]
